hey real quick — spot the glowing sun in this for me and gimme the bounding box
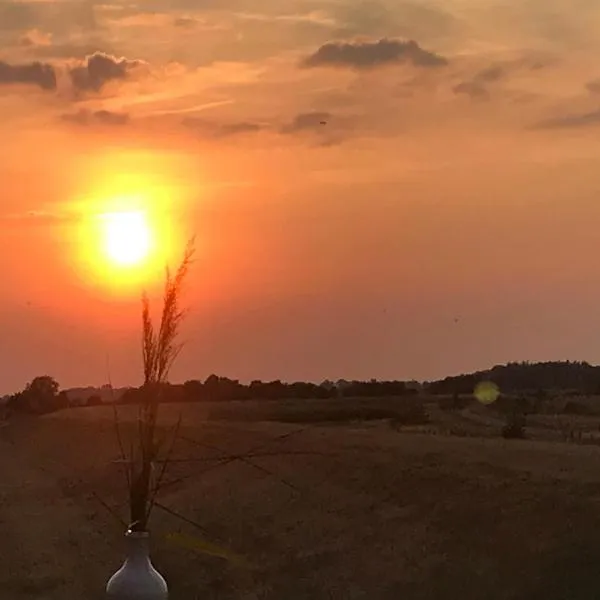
[101,210,152,267]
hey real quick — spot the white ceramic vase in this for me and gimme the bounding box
[106,530,169,600]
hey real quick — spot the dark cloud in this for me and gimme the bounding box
[302,38,447,70]
[69,51,145,92]
[475,65,506,83]
[533,109,600,130]
[452,62,532,100]
[279,111,350,146]
[281,111,332,133]
[182,117,265,137]
[453,80,490,100]
[0,60,56,90]
[453,56,553,101]
[61,109,130,126]
[453,66,506,100]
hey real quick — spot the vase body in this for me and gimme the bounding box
[106,531,168,600]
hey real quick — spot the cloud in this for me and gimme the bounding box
[534,109,600,130]
[331,1,458,41]
[452,58,551,101]
[281,111,332,133]
[174,16,198,28]
[0,1,36,32]
[0,59,56,90]
[279,111,351,146]
[586,79,600,94]
[19,29,52,47]
[301,38,448,70]
[182,116,265,137]
[0,0,98,36]
[453,65,506,100]
[69,51,146,92]
[453,81,490,100]
[61,109,130,126]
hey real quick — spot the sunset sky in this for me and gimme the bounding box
[2,0,600,393]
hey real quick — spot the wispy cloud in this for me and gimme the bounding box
[183,116,265,137]
[534,108,600,129]
[281,111,331,133]
[61,108,130,126]
[19,28,52,47]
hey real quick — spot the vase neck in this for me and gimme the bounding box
[125,532,151,566]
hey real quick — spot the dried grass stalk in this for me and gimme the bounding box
[125,238,194,532]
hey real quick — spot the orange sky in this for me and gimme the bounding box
[2,0,600,393]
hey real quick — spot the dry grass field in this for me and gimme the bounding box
[3,397,600,599]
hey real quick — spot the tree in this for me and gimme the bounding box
[9,376,61,414]
[25,375,60,413]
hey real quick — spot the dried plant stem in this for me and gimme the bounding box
[119,238,195,532]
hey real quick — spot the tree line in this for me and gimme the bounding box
[7,361,600,417]
[428,361,600,395]
[3,375,419,415]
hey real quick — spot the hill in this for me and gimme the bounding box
[428,360,600,395]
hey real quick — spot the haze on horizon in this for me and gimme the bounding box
[2,0,600,395]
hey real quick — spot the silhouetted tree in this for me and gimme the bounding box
[429,361,600,396]
[8,375,61,414]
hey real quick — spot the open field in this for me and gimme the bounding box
[3,398,600,598]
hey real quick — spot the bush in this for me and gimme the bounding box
[502,410,526,439]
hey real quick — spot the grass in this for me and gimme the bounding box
[203,396,428,425]
[3,398,600,598]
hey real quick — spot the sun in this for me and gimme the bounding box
[69,188,184,296]
[101,210,152,267]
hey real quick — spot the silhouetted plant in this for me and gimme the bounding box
[115,238,195,533]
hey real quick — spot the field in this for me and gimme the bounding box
[3,397,600,599]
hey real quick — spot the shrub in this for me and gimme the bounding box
[502,411,526,439]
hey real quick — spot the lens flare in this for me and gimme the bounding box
[474,381,500,405]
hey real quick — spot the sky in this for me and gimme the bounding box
[2,0,600,393]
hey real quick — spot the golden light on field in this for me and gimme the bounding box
[101,210,152,267]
